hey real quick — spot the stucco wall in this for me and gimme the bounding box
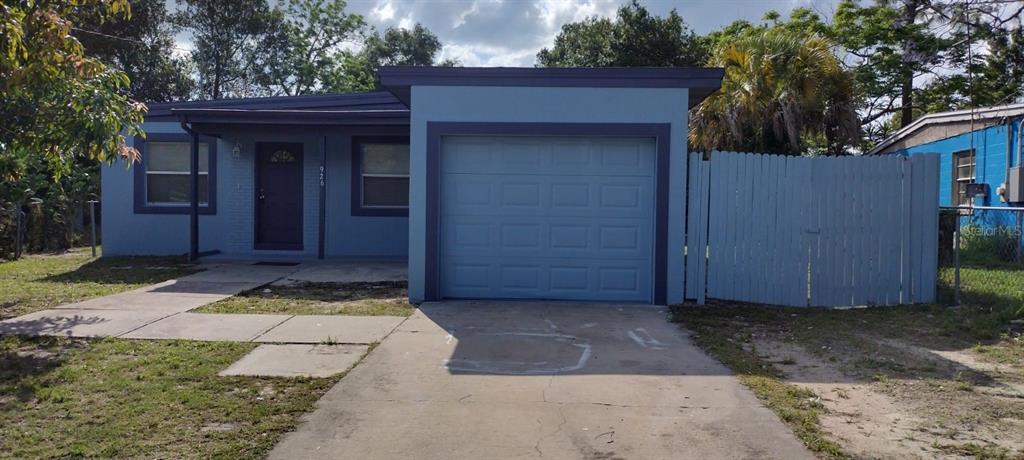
[407,86,690,304]
[895,119,1021,207]
[102,123,409,258]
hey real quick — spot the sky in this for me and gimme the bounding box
[172,0,843,66]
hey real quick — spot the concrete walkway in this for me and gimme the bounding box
[269,301,814,460]
[0,262,406,345]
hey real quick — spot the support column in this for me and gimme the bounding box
[189,130,199,261]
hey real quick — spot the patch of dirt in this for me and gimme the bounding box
[199,422,240,433]
[751,333,1024,459]
[752,337,937,459]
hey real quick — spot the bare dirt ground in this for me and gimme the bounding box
[676,304,1024,459]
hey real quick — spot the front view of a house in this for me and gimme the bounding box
[102,67,725,305]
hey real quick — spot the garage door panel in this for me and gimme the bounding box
[442,256,653,301]
[443,136,654,176]
[442,174,653,218]
[440,135,655,302]
[443,216,651,259]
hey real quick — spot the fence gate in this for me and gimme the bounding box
[685,152,939,307]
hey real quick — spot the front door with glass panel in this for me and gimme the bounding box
[255,142,303,250]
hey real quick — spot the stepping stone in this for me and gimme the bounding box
[254,315,405,344]
[219,344,368,377]
[122,312,291,341]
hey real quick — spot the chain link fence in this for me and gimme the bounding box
[938,206,1024,330]
[0,201,100,260]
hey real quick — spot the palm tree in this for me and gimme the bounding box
[690,28,860,155]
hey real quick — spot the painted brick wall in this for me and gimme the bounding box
[103,122,408,257]
[101,122,229,256]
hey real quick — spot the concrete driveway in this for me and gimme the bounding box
[270,301,813,460]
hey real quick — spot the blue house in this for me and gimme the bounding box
[101,66,725,305]
[868,103,1024,210]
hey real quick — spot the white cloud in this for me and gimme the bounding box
[397,13,416,30]
[370,1,396,21]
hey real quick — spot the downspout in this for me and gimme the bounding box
[1007,118,1013,172]
[1018,117,1023,169]
[180,118,200,262]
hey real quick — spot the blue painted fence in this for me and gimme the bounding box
[685,152,940,307]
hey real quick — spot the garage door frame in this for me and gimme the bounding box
[424,122,672,304]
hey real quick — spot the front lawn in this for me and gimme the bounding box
[0,248,199,320]
[0,335,343,459]
[195,281,415,317]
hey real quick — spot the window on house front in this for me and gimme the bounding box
[953,149,976,207]
[145,141,211,205]
[133,135,217,214]
[352,138,409,216]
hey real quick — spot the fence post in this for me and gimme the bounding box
[88,200,98,258]
[953,213,961,306]
[14,207,22,260]
[1017,210,1023,263]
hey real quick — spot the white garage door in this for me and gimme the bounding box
[439,135,656,302]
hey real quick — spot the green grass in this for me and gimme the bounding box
[196,281,415,317]
[0,248,199,320]
[0,335,343,459]
[937,264,1024,340]
[670,308,847,458]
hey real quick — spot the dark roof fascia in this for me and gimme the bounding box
[172,108,410,126]
[146,91,403,120]
[376,66,725,108]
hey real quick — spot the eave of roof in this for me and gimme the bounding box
[171,108,410,126]
[376,66,725,108]
[145,91,406,121]
[867,102,1024,154]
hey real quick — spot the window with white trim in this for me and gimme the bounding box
[953,149,975,207]
[145,141,211,205]
[356,140,409,210]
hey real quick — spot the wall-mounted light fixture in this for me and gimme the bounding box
[232,141,241,158]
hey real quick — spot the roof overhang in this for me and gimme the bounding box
[377,66,725,109]
[172,108,410,126]
[868,102,1024,154]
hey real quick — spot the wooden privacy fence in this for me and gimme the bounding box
[685,151,940,307]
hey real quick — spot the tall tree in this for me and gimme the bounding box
[690,28,859,155]
[832,0,951,130]
[1,0,144,176]
[72,0,193,102]
[331,23,451,93]
[257,0,365,96]
[537,0,708,68]
[915,3,1024,113]
[1,0,145,256]
[173,0,282,99]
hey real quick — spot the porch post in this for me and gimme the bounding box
[318,135,327,259]
[189,130,199,261]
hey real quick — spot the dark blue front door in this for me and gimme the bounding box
[256,142,303,250]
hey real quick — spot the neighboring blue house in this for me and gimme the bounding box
[868,103,1024,210]
[102,66,725,305]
